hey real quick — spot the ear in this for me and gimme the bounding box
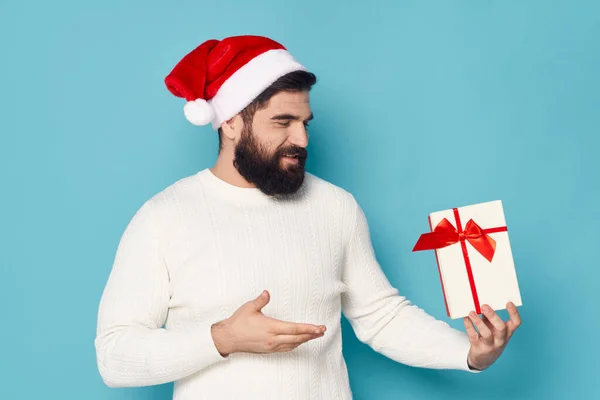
[220,114,243,141]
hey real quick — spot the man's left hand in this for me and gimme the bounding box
[464,302,522,371]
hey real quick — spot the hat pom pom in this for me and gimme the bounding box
[183,99,215,126]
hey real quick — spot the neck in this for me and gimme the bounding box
[210,146,256,188]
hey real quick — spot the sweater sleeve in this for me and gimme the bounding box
[94,199,227,388]
[340,197,479,372]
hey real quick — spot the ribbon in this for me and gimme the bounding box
[412,208,507,314]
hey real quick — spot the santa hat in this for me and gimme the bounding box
[164,35,307,130]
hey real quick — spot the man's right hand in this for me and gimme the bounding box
[210,290,326,356]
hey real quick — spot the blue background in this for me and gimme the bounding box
[2,0,598,399]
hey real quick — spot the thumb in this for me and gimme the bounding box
[251,290,270,311]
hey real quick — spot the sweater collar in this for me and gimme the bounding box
[196,168,295,206]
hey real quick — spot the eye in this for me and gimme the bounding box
[303,121,310,128]
[277,122,291,128]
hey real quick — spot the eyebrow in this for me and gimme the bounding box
[271,113,314,122]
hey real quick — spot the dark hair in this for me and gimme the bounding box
[217,70,317,150]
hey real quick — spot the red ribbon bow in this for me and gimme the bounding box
[412,208,507,315]
[413,218,499,262]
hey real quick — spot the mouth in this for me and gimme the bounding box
[281,153,300,164]
[281,154,300,164]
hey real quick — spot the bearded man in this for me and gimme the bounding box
[95,35,521,400]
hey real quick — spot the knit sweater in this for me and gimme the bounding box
[95,168,475,400]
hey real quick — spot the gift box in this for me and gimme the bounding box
[412,200,522,319]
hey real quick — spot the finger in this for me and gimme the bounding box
[468,312,493,344]
[505,302,522,338]
[481,305,507,342]
[463,317,480,343]
[271,319,326,335]
[481,315,495,332]
[276,332,324,346]
[250,290,270,311]
[277,344,300,352]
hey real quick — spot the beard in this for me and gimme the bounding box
[233,125,308,197]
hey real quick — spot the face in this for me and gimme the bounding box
[232,91,313,197]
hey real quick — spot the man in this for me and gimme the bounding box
[95,35,521,399]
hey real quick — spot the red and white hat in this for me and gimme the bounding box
[164,35,307,130]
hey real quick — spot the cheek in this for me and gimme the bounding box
[250,122,288,152]
[261,134,287,154]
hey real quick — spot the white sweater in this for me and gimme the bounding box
[95,168,475,399]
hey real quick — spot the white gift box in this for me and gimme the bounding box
[413,200,523,319]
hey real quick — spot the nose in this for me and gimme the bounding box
[288,124,309,148]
